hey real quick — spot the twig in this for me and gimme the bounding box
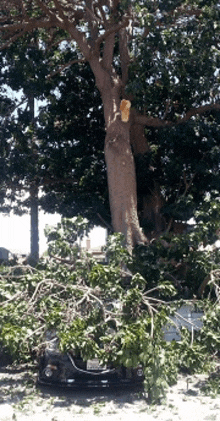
[1,291,24,307]
[21,325,45,344]
[47,57,86,78]
[97,213,113,232]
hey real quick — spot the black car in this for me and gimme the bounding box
[38,334,144,388]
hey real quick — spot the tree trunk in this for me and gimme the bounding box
[102,90,147,251]
[28,93,39,265]
[30,183,39,265]
[89,56,147,251]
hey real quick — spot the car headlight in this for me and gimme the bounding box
[44,364,57,377]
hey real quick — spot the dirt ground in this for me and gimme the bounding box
[0,364,220,421]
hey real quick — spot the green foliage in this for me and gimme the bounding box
[144,344,175,404]
[201,371,220,398]
[173,327,211,373]
[104,232,131,266]
[45,216,90,258]
[128,1,220,114]
[89,264,121,291]
[199,300,220,354]
[0,218,220,402]
[0,33,107,224]
[132,225,220,298]
[36,60,107,226]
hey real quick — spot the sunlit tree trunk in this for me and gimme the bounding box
[105,121,146,251]
[100,83,147,251]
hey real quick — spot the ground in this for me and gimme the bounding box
[0,364,220,421]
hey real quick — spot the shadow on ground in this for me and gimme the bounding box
[1,362,219,415]
[0,364,146,411]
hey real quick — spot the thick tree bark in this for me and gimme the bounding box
[105,121,146,251]
[101,83,147,251]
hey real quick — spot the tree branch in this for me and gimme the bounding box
[0,2,92,61]
[85,0,99,50]
[97,213,113,232]
[1,98,28,120]
[0,19,57,49]
[52,0,67,22]
[35,0,56,21]
[134,114,172,128]
[93,2,107,26]
[135,103,220,128]
[102,32,115,70]
[178,103,220,124]
[119,27,130,87]
[47,57,86,78]
[96,17,129,48]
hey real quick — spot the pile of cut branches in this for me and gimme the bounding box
[0,218,219,403]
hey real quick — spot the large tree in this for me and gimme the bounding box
[0,0,220,251]
[36,61,220,242]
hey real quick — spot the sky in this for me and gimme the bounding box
[0,211,107,256]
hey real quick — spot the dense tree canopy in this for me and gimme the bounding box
[0,34,57,212]
[37,62,108,226]
[0,39,108,231]
[0,1,220,250]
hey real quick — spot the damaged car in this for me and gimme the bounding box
[38,332,144,388]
